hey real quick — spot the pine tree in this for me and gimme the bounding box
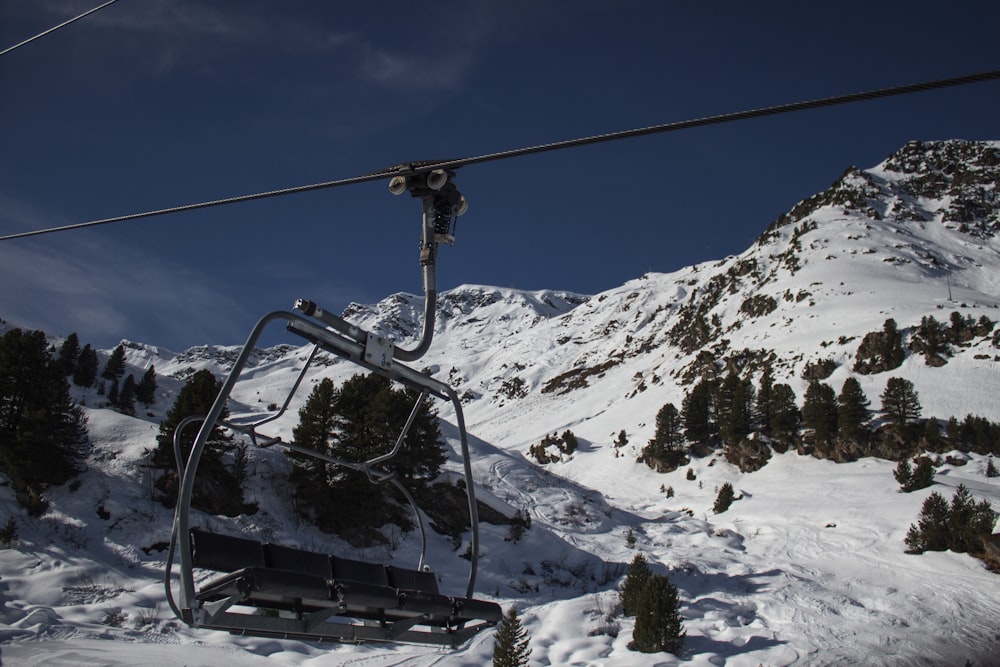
[56,333,80,376]
[136,366,157,406]
[682,379,715,444]
[101,344,127,381]
[768,383,800,447]
[118,374,137,416]
[923,417,944,452]
[73,344,98,388]
[559,429,579,455]
[335,373,446,484]
[288,378,340,524]
[755,366,774,433]
[152,369,247,516]
[631,574,686,654]
[716,372,754,446]
[106,377,120,407]
[0,329,88,514]
[881,318,905,369]
[914,315,947,361]
[506,509,530,543]
[288,373,446,539]
[713,482,736,514]
[893,459,912,490]
[987,456,999,478]
[947,484,977,553]
[0,516,18,547]
[909,485,999,556]
[906,491,950,553]
[881,377,921,426]
[909,456,935,491]
[837,377,870,445]
[966,498,998,549]
[958,415,1000,455]
[802,380,837,445]
[643,402,686,471]
[896,456,934,492]
[903,523,924,554]
[154,369,229,467]
[492,606,531,667]
[620,553,652,616]
[625,527,637,549]
[945,416,961,443]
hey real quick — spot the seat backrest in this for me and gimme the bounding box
[386,565,439,595]
[332,556,389,587]
[265,543,334,580]
[190,529,265,572]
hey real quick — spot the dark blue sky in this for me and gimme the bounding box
[2,1,998,351]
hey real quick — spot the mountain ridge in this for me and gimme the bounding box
[2,139,999,665]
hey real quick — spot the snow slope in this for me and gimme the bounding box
[2,140,1000,665]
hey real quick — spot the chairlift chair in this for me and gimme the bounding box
[163,168,500,647]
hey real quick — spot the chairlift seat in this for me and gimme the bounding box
[188,529,500,631]
[452,596,503,624]
[387,564,439,594]
[198,567,333,609]
[167,251,499,647]
[265,542,334,580]
[191,529,266,571]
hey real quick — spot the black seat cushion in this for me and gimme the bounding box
[386,565,439,595]
[396,589,454,618]
[453,597,503,624]
[332,556,389,586]
[198,567,332,605]
[190,530,265,572]
[334,579,400,610]
[265,543,334,580]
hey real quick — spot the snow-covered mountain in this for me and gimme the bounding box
[2,140,999,666]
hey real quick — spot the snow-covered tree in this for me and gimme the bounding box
[621,552,652,617]
[880,377,921,426]
[631,574,686,654]
[492,606,531,667]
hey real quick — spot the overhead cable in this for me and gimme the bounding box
[2,67,999,241]
[0,0,121,57]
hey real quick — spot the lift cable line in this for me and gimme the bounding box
[2,67,999,242]
[0,0,121,57]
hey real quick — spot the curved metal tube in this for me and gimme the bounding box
[368,391,427,467]
[395,200,441,363]
[393,287,436,362]
[169,308,483,622]
[172,414,207,477]
[164,414,207,620]
[173,310,295,616]
[239,344,319,434]
[446,385,479,599]
[386,476,428,571]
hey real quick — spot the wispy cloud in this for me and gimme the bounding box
[356,43,473,92]
[0,194,252,349]
[44,1,486,91]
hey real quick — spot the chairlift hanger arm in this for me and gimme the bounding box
[162,172,486,646]
[3,68,999,242]
[165,308,487,642]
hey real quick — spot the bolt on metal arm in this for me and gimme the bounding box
[297,166,467,365]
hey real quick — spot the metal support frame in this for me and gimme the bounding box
[164,169,486,646]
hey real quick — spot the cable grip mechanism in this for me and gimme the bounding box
[388,166,468,257]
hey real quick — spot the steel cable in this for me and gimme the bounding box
[2,68,998,241]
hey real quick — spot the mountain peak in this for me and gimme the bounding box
[341,284,589,348]
[760,139,1000,241]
